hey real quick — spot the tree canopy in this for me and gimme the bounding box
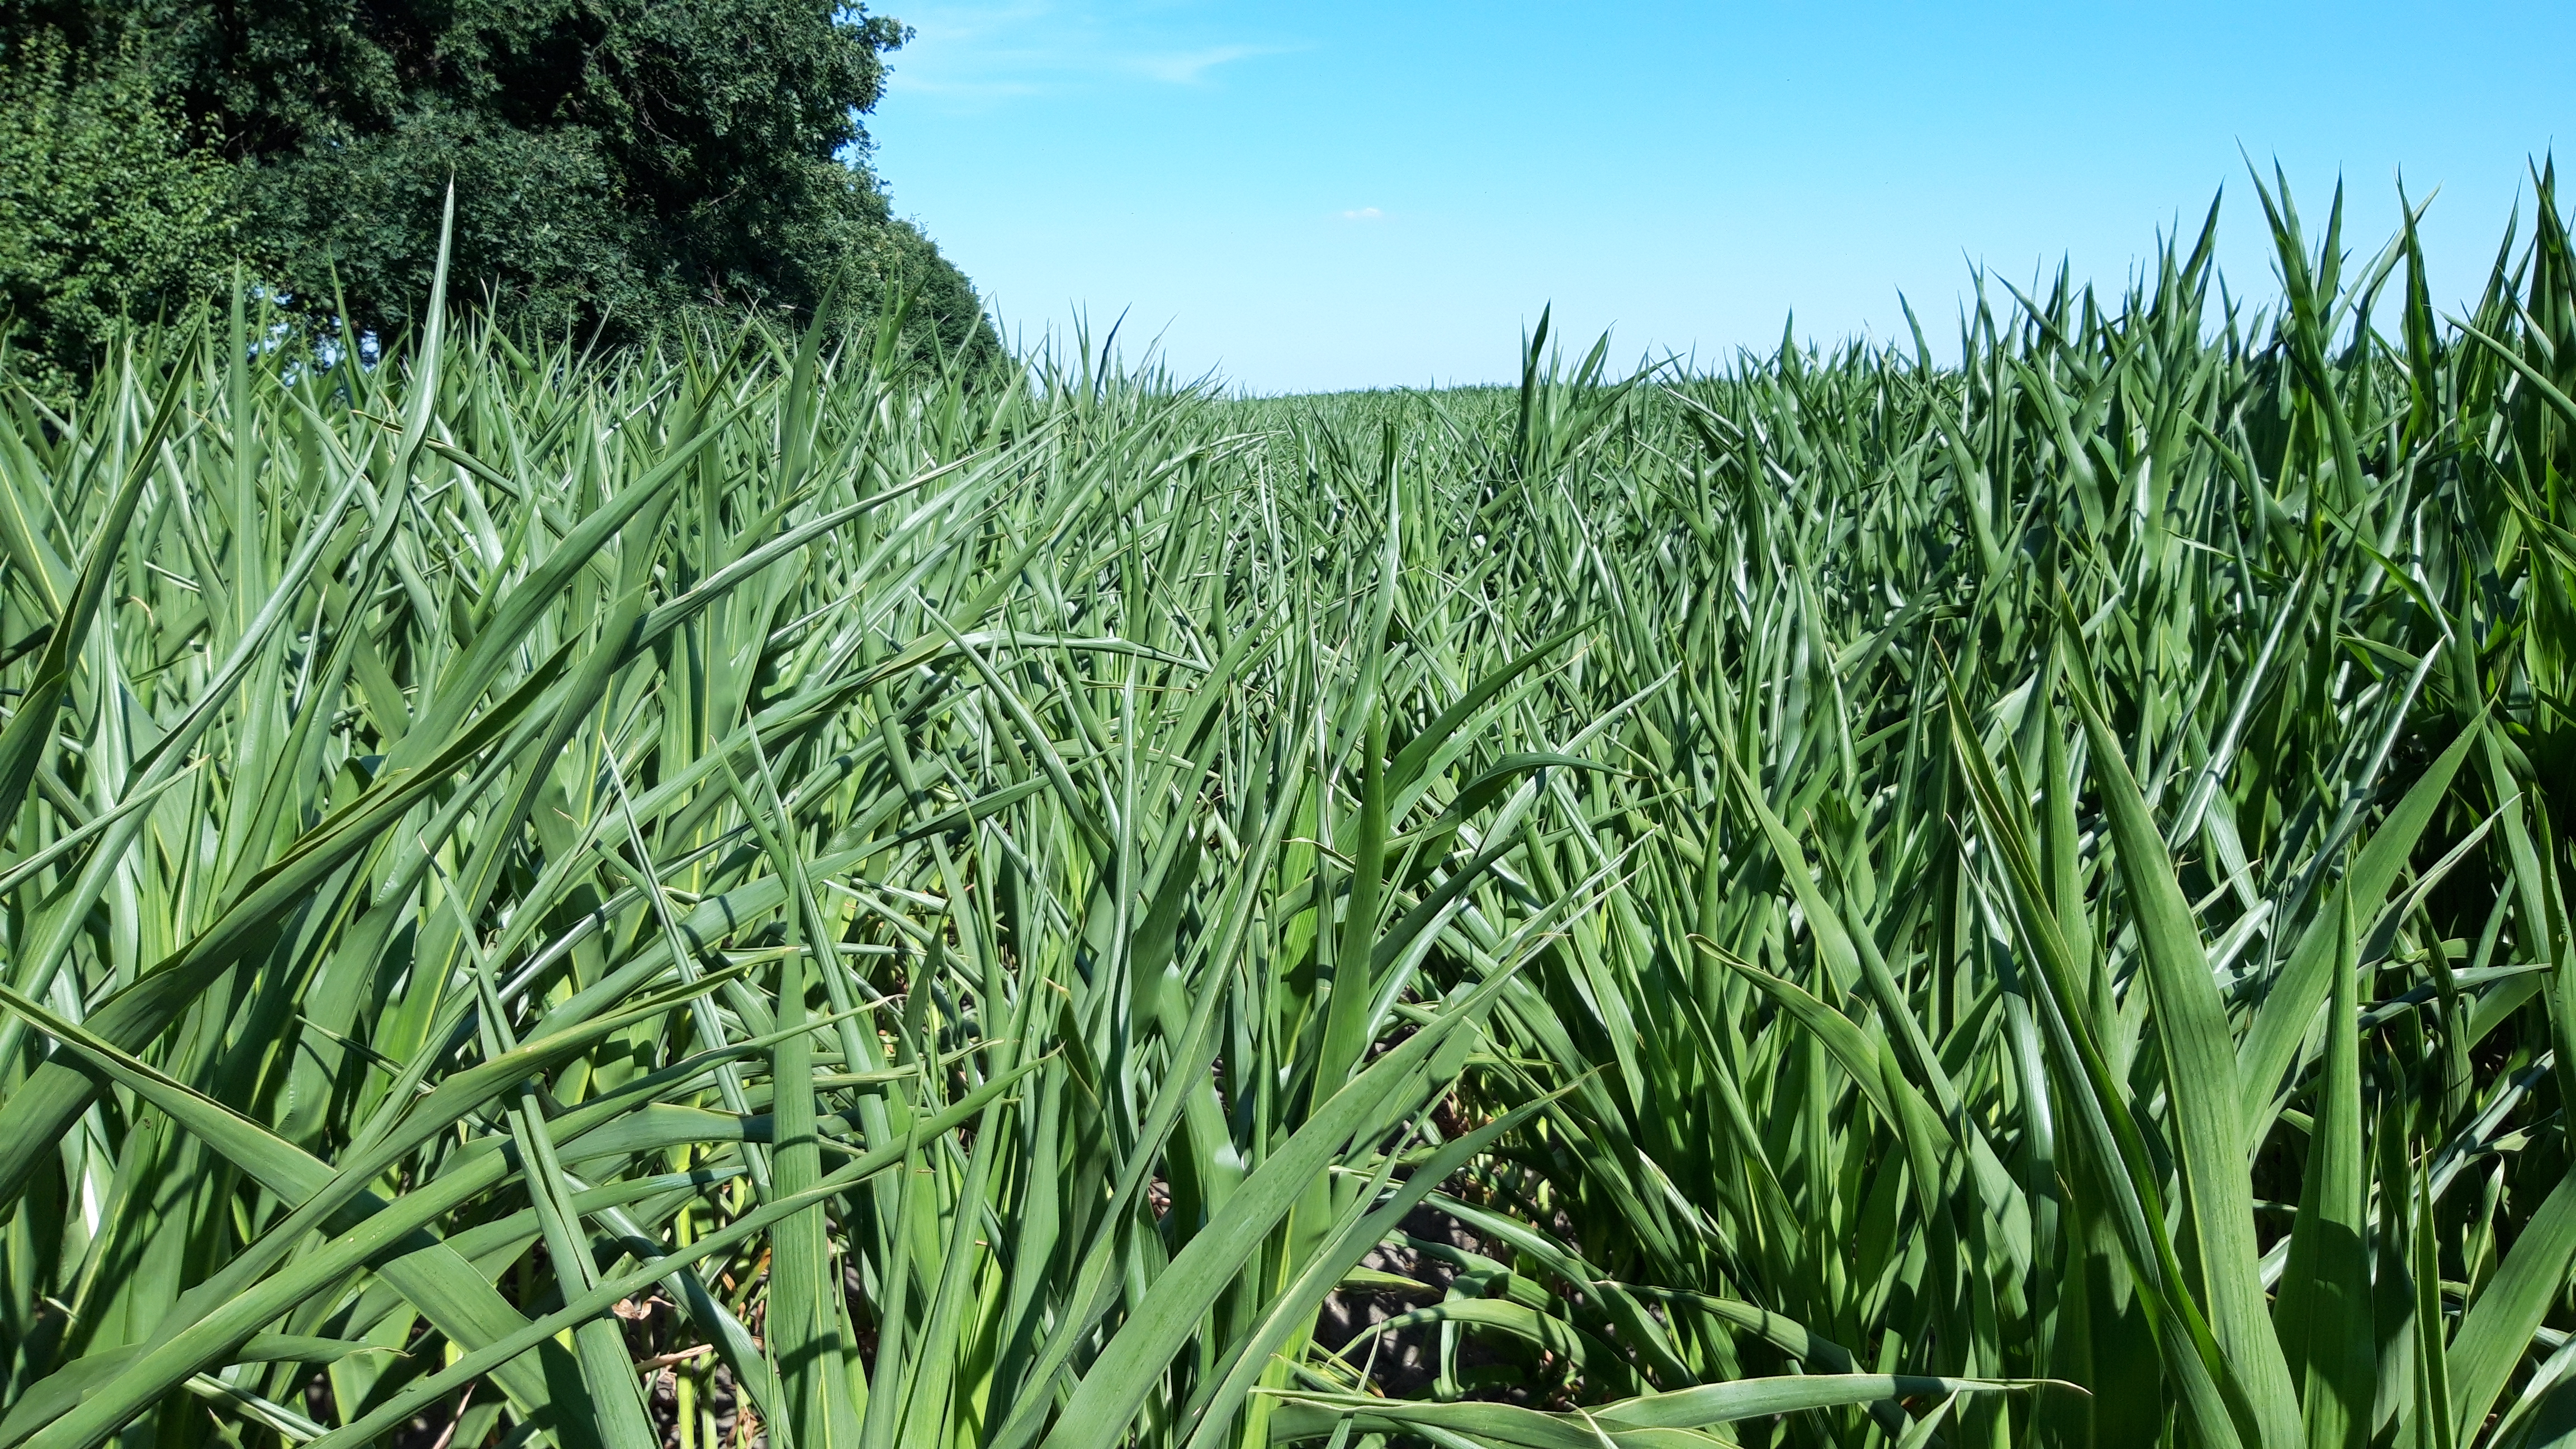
[0,1,993,383]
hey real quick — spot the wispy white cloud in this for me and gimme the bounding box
[886,2,1297,106]
[1340,206,1384,221]
[1123,45,1276,86]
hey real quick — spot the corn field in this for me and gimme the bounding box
[1,174,2573,1449]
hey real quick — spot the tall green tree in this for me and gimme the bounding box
[0,0,994,376]
[0,25,234,399]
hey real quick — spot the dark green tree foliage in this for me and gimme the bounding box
[0,0,994,373]
[0,25,234,398]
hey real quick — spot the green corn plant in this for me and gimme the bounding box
[0,212,1621,1449]
[6,165,2576,1449]
[1332,169,2576,1449]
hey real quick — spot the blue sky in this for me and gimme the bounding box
[864,1,2571,394]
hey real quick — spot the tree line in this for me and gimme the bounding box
[0,1,995,394]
